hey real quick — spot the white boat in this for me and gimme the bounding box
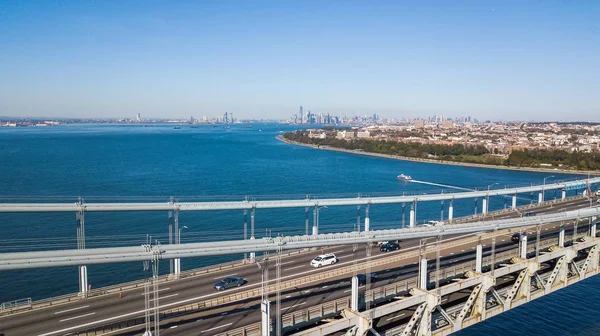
[397,174,412,181]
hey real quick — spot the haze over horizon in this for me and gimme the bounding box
[0,1,598,121]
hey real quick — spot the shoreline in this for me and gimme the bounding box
[277,136,599,176]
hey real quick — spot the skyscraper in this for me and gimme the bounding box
[299,106,304,124]
[136,113,141,122]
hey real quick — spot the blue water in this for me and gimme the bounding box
[0,124,596,334]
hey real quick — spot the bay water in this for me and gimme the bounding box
[0,124,598,335]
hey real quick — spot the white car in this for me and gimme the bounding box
[310,253,338,268]
[424,220,445,227]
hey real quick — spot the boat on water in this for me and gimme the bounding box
[245,125,253,128]
[173,126,181,129]
[397,174,412,181]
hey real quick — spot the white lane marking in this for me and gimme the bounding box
[386,312,407,321]
[54,305,89,315]
[285,265,305,271]
[140,288,170,296]
[322,286,328,288]
[339,254,355,259]
[282,302,306,310]
[40,232,479,336]
[170,326,178,329]
[59,312,96,322]
[344,289,351,293]
[330,250,346,254]
[213,273,237,280]
[280,261,295,265]
[200,323,233,333]
[150,293,178,301]
[96,325,138,335]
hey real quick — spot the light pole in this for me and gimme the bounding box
[485,183,499,214]
[543,175,555,186]
[178,226,188,244]
[542,175,555,203]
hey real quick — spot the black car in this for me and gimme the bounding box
[511,233,522,243]
[214,276,245,291]
[380,242,400,252]
[356,273,377,286]
[524,211,536,217]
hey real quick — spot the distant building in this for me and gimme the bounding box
[414,120,425,129]
[356,130,370,139]
[442,120,454,128]
[308,129,327,139]
[336,130,355,140]
[136,113,141,122]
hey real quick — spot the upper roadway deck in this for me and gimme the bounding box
[0,197,596,336]
[0,177,597,213]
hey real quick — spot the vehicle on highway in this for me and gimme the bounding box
[380,241,400,252]
[597,199,600,204]
[357,273,377,286]
[214,276,245,291]
[596,190,600,197]
[424,220,444,227]
[511,233,523,243]
[524,211,536,217]
[310,253,338,267]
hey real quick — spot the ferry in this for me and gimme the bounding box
[397,174,412,181]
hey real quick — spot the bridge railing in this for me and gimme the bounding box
[217,236,556,336]
[451,195,584,224]
[0,298,31,312]
[74,232,569,336]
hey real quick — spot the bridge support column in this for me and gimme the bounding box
[591,220,597,238]
[559,224,565,247]
[512,194,517,209]
[364,204,370,232]
[351,275,359,311]
[79,265,88,296]
[261,299,270,336]
[538,191,544,204]
[419,257,428,289]
[476,244,483,273]
[312,206,319,236]
[520,234,528,259]
[250,207,256,262]
[410,201,416,227]
[562,189,566,200]
[448,200,453,223]
[173,209,181,278]
[482,198,488,215]
[76,205,88,297]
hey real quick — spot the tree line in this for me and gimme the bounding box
[284,131,600,171]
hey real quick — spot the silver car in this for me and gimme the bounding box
[214,276,245,291]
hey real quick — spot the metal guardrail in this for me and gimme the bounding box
[452,195,584,224]
[217,237,557,336]
[75,233,570,336]
[0,248,314,317]
[0,298,31,311]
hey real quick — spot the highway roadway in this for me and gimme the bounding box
[157,216,588,336]
[0,197,595,336]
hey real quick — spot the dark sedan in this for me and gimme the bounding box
[356,273,377,286]
[214,276,245,291]
[380,242,400,252]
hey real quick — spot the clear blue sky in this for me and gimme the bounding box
[0,1,598,121]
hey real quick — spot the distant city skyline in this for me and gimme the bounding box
[0,1,598,121]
